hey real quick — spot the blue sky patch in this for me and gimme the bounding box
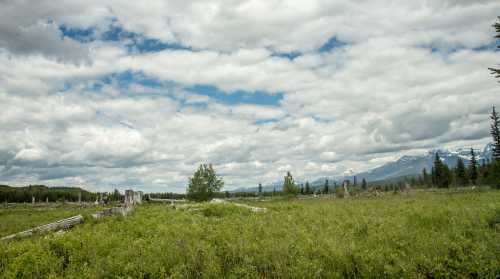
[319,36,347,52]
[186,84,283,106]
[271,51,302,60]
[59,22,190,53]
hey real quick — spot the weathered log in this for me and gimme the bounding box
[91,206,133,219]
[1,215,84,241]
[210,199,267,213]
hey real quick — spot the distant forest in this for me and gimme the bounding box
[0,185,97,203]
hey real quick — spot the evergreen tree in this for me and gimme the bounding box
[490,106,500,161]
[361,178,367,190]
[305,181,311,195]
[258,183,263,195]
[323,179,329,194]
[488,17,500,80]
[187,164,224,201]
[433,153,443,187]
[433,153,452,188]
[431,166,436,187]
[455,157,468,186]
[469,148,479,185]
[283,172,298,196]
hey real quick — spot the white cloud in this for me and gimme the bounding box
[0,0,499,191]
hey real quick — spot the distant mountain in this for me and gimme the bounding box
[356,143,493,182]
[231,143,493,193]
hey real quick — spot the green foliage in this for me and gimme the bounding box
[489,17,500,80]
[1,191,499,278]
[186,164,224,201]
[454,157,469,186]
[491,106,500,161]
[469,148,479,185]
[432,153,453,188]
[282,172,298,196]
[361,178,367,190]
[0,185,96,203]
[304,181,311,195]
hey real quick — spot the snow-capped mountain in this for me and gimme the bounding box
[356,143,493,182]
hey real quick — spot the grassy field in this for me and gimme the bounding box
[0,190,499,278]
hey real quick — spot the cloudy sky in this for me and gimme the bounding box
[1,1,499,192]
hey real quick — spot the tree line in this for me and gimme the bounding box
[0,185,97,203]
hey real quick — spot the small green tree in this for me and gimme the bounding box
[455,157,468,186]
[186,164,224,201]
[258,183,263,195]
[283,172,298,196]
[469,148,479,185]
[490,106,500,161]
[305,181,311,195]
[323,179,329,194]
[361,178,367,190]
[433,153,452,188]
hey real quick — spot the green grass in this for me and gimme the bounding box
[1,191,499,278]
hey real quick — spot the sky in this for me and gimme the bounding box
[0,0,499,192]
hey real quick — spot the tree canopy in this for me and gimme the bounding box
[187,164,224,201]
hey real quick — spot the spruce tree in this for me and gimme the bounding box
[283,171,298,196]
[258,183,263,195]
[488,17,500,80]
[490,106,500,161]
[305,181,311,195]
[433,153,443,187]
[361,178,367,190]
[323,179,329,194]
[455,157,468,186]
[468,148,478,185]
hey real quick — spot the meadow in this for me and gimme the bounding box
[0,190,499,278]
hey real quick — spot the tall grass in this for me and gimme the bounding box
[0,191,499,278]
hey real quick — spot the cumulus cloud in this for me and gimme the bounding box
[0,0,499,192]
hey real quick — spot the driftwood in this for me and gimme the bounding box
[1,215,84,241]
[210,199,267,213]
[91,207,133,219]
[149,198,187,204]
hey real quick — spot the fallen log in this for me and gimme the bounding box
[210,199,267,213]
[1,215,84,241]
[91,206,133,219]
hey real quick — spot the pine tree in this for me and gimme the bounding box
[323,179,329,194]
[433,153,443,187]
[433,153,452,188]
[361,178,367,190]
[490,106,500,161]
[455,157,468,186]
[258,183,263,195]
[488,17,500,80]
[468,148,478,185]
[283,172,298,196]
[305,181,311,195]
